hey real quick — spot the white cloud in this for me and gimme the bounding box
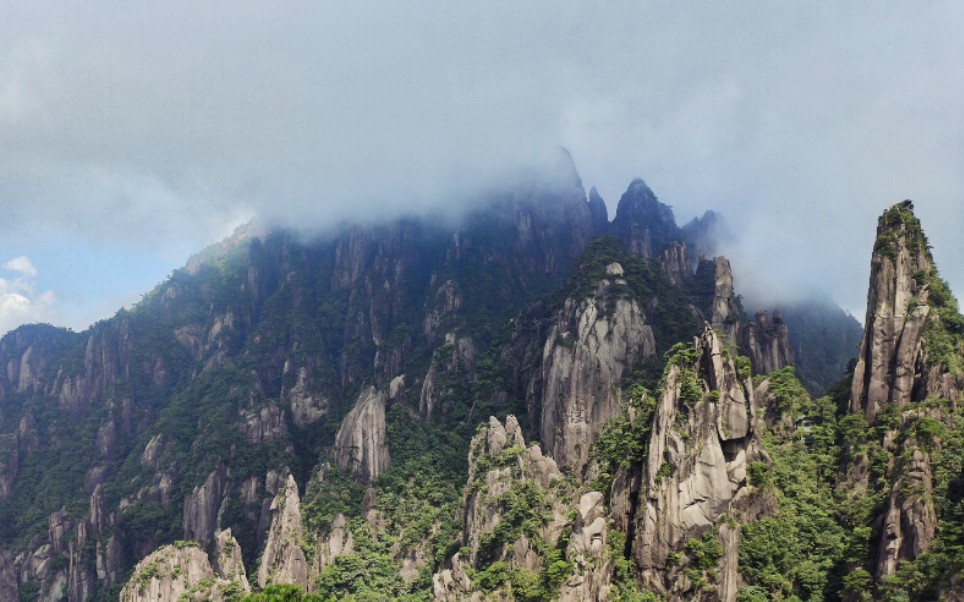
[0,256,58,334]
[3,255,37,277]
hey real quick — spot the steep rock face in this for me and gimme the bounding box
[558,491,613,602]
[701,257,793,377]
[434,416,612,602]
[610,179,680,258]
[843,202,964,588]
[334,386,389,483]
[876,435,937,581]
[632,326,764,601]
[850,202,962,422]
[182,463,227,546]
[535,264,656,472]
[257,475,308,589]
[736,311,793,376]
[119,532,249,602]
[659,242,691,286]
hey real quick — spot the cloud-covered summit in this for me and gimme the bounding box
[0,2,962,331]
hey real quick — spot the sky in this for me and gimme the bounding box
[0,1,962,334]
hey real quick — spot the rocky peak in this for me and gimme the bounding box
[119,534,249,602]
[257,475,308,589]
[587,187,610,234]
[610,178,680,258]
[633,326,766,600]
[850,201,962,422]
[534,271,656,473]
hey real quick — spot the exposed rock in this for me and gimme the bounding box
[213,529,251,594]
[536,274,655,472]
[876,443,936,581]
[119,537,248,602]
[182,462,227,546]
[240,402,287,444]
[140,434,166,471]
[737,311,794,376]
[850,202,963,422]
[257,475,308,589]
[0,551,18,601]
[420,333,476,420]
[334,386,390,483]
[558,491,613,601]
[659,242,692,286]
[436,416,611,601]
[632,326,764,601]
[312,513,355,576]
[423,279,463,340]
[0,433,19,500]
[283,363,330,428]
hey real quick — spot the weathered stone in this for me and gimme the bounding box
[334,386,389,483]
[536,279,656,472]
[257,475,308,589]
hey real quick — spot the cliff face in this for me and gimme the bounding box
[630,326,766,601]
[535,262,656,472]
[433,416,615,602]
[851,202,962,421]
[333,387,389,483]
[842,202,964,593]
[119,532,249,602]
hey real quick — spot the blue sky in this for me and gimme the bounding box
[1,2,963,334]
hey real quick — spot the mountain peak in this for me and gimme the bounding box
[610,178,679,258]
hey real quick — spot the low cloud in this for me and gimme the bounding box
[0,2,962,332]
[0,256,57,333]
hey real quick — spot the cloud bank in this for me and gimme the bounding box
[0,2,962,330]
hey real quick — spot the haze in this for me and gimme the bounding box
[1,2,962,334]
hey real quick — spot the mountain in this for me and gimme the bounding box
[0,160,960,601]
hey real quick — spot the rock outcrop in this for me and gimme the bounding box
[119,532,249,602]
[851,201,962,422]
[632,326,765,601]
[434,416,612,602]
[843,202,963,587]
[535,263,656,472]
[257,475,308,590]
[736,311,793,376]
[334,386,389,483]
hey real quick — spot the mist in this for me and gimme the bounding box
[1,2,962,332]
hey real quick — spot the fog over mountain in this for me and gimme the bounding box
[1,2,962,332]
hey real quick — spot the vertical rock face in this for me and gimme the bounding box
[182,463,227,546]
[536,265,656,472]
[257,475,308,590]
[876,440,937,581]
[736,311,794,376]
[703,257,793,377]
[334,386,390,483]
[434,416,612,602]
[850,201,961,422]
[119,532,249,602]
[633,326,764,601]
[610,179,680,258]
[659,242,692,286]
[844,202,962,586]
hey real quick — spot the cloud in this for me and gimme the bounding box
[0,2,962,331]
[0,256,57,333]
[3,255,37,277]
